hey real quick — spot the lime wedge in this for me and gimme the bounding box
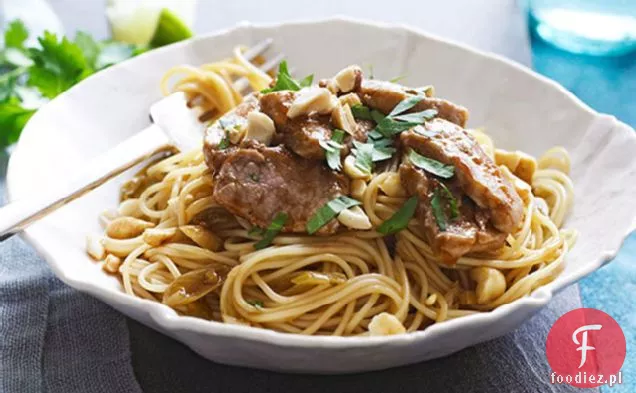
[106,0,195,46]
[150,8,193,48]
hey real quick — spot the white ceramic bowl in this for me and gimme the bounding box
[7,18,636,374]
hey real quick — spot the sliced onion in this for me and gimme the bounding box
[162,265,229,307]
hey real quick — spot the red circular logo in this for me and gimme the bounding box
[546,308,626,388]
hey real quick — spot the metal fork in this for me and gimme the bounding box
[0,39,282,241]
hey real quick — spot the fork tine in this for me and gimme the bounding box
[233,52,285,93]
[242,38,273,62]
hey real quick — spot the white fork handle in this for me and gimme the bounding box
[0,124,173,241]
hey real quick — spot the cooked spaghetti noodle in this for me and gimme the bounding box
[87,48,576,336]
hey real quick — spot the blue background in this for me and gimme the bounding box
[531,31,636,392]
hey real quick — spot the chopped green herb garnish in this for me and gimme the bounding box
[352,141,374,174]
[306,196,360,234]
[392,109,437,123]
[249,173,260,182]
[388,95,425,117]
[217,132,230,150]
[351,104,373,121]
[247,299,264,308]
[254,212,288,249]
[431,188,447,231]
[261,60,313,93]
[407,150,455,179]
[377,196,418,235]
[320,129,345,171]
[438,182,459,219]
[370,109,385,124]
[299,74,314,88]
[413,125,439,138]
[374,117,420,138]
[431,183,459,231]
[372,146,396,162]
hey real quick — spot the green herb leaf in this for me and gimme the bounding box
[246,299,264,308]
[74,32,100,69]
[320,129,345,170]
[217,133,230,150]
[352,141,374,174]
[306,196,360,234]
[27,31,92,98]
[388,95,425,117]
[408,150,455,179]
[0,100,35,147]
[392,109,437,123]
[261,61,312,93]
[438,182,459,219]
[254,212,288,249]
[413,125,439,138]
[377,196,418,235]
[431,183,459,231]
[4,20,29,49]
[0,75,17,103]
[375,117,420,138]
[3,48,33,67]
[299,74,314,88]
[372,146,396,162]
[351,104,373,121]
[370,109,385,124]
[249,172,260,182]
[431,188,447,231]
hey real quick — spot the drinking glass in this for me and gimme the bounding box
[528,0,636,55]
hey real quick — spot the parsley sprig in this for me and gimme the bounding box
[320,129,345,170]
[377,196,418,235]
[261,60,313,93]
[306,196,360,234]
[0,18,190,149]
[254,212,289,249]
[431,183,459,231]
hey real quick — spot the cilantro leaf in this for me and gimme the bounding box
[4,20,29,49]
[320,129,345,170]
[254,212,288,249]
[306,196,360,234]
[0,100,35,147]
[261,61,313,93]
[351,104,373,121]
[431,188,447,231]
[299,74,314,88]
[352,141,374,174]
[431,183,459,231]
[375,117,420,138]
[74,32,100,69]
[27,32,92,98]
[407,149,455,179]
[388,95,424,117]
[392,109,437,123]
[377,196,418,235]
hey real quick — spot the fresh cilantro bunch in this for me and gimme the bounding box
[0,20,150,148]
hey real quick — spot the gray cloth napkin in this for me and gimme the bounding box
[0,1,595,391]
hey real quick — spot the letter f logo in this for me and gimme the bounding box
[572,324,602,368]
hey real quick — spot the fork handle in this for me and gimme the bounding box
[0,124,173,241]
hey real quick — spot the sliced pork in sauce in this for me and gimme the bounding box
[201,63,522,255]
[401,119,523,233]
[259,90,367,160]
[211,142,348,235]
[357,80,469,127]
[400,163,506,263]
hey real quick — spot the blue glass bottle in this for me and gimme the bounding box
[528,0,636,56]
